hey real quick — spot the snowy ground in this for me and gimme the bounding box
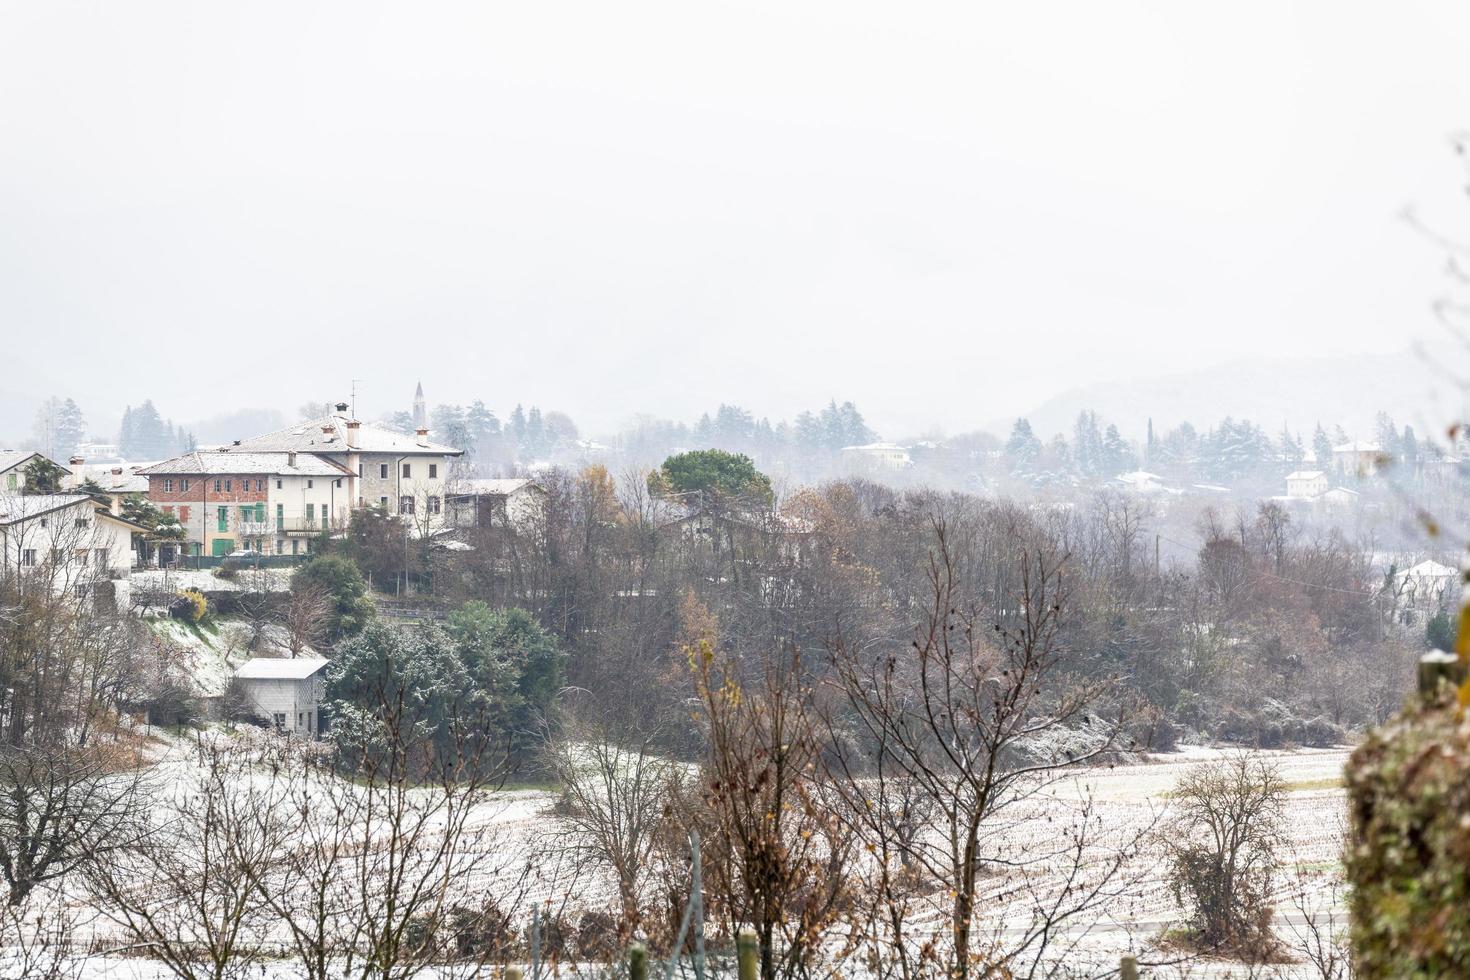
[30,742,1353,979]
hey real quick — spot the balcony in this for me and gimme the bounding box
[275,518,335,534]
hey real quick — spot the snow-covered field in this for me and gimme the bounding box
[27,743,1353,979]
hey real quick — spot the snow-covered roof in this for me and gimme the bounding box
[1285,470,1325,481]
[233,413,463,456]
[1405,560,1459,580]
[0,494,92,526]
[453,478,541,496]
[136,451,353,477]
[1333,441,1382,453]
[234,656,330,680]
[0,450,48,474]
[840,442,909,453]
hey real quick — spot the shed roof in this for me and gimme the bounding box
[234,657,330,680]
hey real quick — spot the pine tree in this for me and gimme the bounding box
[510,404,527,443]
[56,398,86,458]
[1005,418,1043,474]
[1101,424,1135,476]
[1278,425,1304,468]
[1312,424,1333,471]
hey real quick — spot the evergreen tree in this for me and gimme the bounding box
[56,398,86,458]
[793,411,823,450]
[1005,418,1043,474]
[1312,423,1333,470]
[1402,425,1420,472]
[510,404,527,443]
[1278,426,1304,468]
[1072,411,1104,477]
[1101,424,1135,476]
[1374,411,1401,463]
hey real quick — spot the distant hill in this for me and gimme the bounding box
[1003,346,1469,443]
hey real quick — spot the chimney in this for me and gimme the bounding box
[415,427,430,447]
[334,402,349,413]
[68,456,84,488]
[345,419,360,448]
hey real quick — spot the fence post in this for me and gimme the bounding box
[1419,649,1464,698]
[1119,954,1138,980]
[691,830,706,980]
[629,942,648,980]
[737,927,758,980]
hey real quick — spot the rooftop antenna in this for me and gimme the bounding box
[351,379,366,420]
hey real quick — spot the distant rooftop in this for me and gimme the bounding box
[136,451,353,477]
[233,413,462,456]
[0,493,93,526]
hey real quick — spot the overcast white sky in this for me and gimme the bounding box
[3,1,1469,439]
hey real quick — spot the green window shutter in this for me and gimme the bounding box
[276,504,283,529]
[217,506,228,532]
[306,503,314,522]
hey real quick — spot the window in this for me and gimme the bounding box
[256,479,264,491]
[379,463,388,479]
[178,506,190,523]
[272,713,286,731]
[214,479,222,493]
[224,479,232,492]
[72,584,88,599]
[429,464,437,479]
[74,517,88,529]
[217,507,228,532]
[292,539,300,555]
[400,496,415,514]
[164,479,174,492]
[181,478,190,492]
[402,463,412,478]
[276,538,285,554]
[255,502,265,523]
[276,479,282,490]
[307,479,313,489]
[95,548,108,567]
[20,549,35,567]
[306,503,315,523]
[428,495,441,515]
[75,549,88,566]
[358,463,364,477]
[38,517,47,528]
[276,504,284,530]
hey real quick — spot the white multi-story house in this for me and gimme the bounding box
[231,404,463,525]
[137,450,355,557]
[1332,441,1383,477]
[0,493,144,602]
[1285,470,1329,499]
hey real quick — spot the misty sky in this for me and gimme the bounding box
[4,1,1470,441]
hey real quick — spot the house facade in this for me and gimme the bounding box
[231,404,462,525]
[840,442,913,470]
[1332,441,1383,477]
[0,494,142,601]
[0,451,56,493]
[1285,470,1329,499]
[138,451,354,556]
[446,478,547,530]
[233,657,329,735]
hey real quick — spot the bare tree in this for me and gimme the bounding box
[546,691,674,940]
[87,742,282,980]
[824,520,1142,980]
[282,581,332,657]
[692,641,854,980]
[1163,753,1286,960]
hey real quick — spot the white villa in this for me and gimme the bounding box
[1285,470,1329,499]
[1332,441,1383,477]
